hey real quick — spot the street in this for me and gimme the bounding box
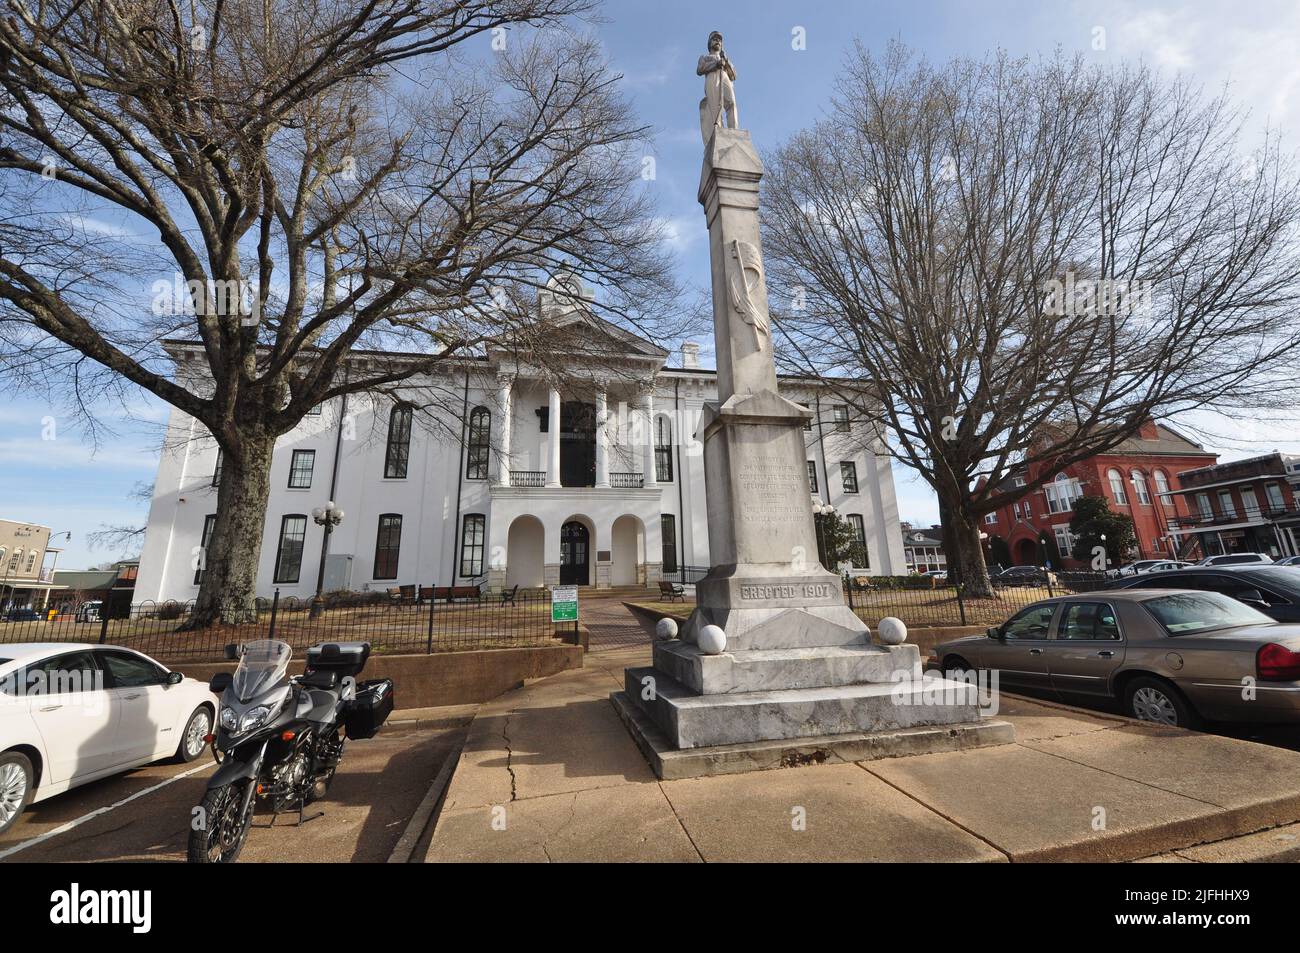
[0,721,464,863]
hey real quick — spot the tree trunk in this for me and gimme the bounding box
[938,486,994,598]
[183,432,276,628]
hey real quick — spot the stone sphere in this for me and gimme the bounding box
[697,624,727,656]
[878,617,908,645]
[655,617,679,641]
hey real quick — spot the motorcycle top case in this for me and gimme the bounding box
[343,678,394,740]
[305,641,371,677]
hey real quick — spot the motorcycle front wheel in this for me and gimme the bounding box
[187,781,254,864]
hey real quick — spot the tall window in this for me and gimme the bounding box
[807,460,818,493]
[1130,469,1151,506]
[466,406,491,480]
[660,514,678,574]
[212,449,223,487]
[847,513,867,566]
[25,551,38,573]
[288,449,315,488]
[840,461,859,494]
[1242,486,1260,518]
[1217,490,1237,518]
[194,515,217,585]
[459,514,485,578]
[374,514,403,580]
[1045,473,1082,513]
[1196,493,1213,519]
[833,406,850,432]
[1054,525,1075,557]
[1108,468,1128,505]
[273,515,307,584]
[384,404,413,479]
[1153,469,1171,503]
[655,415,674,483]
[1266,482,1286,511]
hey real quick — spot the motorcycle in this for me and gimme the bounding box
[187,639,394,863]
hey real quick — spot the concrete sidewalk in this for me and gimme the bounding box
[425,645,1300,862]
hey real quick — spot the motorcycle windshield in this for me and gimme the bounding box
[232,640,292,702]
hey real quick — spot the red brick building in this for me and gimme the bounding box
[980,421,1217,568]
[1165,452,1300,559]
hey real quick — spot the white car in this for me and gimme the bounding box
[1196,553,1274,567]
[0,643,216,835]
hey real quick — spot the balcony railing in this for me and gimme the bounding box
[509,470,546,487]
[1168,500,1299,532]
[610,471,644,489]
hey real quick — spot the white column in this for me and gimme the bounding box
[642,388,658,489]
[595,388,610,488]
[546,386,561,487]
[495,374,513,487]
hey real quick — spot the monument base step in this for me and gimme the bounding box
[623,666,987,750]
[611,689,1015,780]
[653,639,921,694]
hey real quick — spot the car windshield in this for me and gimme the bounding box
[231,639,291,701]
[1142,592,1275,635]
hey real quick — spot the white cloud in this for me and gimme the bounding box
[0,437,158,470]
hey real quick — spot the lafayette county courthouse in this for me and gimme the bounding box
[134,278,907,604]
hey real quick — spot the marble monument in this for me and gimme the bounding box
[612,34,1012,779]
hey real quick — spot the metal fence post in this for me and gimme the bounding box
[956,585,967,626]
[98,609,110,645]
[425,583,436,654]
[268,588,280,638]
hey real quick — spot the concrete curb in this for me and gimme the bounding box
[387,739,463,864]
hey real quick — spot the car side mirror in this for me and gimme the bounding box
[986,627,1002,640]
[208,671,233,694]
[166,671,183,686]
[223,643,240,661]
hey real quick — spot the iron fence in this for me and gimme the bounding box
[0,586,566,663]
[842,571,1110,628]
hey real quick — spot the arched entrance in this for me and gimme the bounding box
[1014,538,1038,566]
[560,520,591,585]
[505,516,545,588]
[610,515,645,586]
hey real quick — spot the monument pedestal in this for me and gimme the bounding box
[613,118,1011,778]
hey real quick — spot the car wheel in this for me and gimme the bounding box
[943,656,978,681]
[175,705,213,763]
[1124,677,1202,730]
[0,751,34,836]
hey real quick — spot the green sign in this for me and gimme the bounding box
[551,586,578,622]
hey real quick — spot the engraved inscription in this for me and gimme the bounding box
[739,584,833,601]
[738,450,806,525]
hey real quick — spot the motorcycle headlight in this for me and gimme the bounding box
[238,705,274,734]
[219,706,237,731]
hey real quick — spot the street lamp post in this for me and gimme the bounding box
[309,502,345,620]
[812,500,836,570]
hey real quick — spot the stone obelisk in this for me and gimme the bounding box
[611,33,1011,779]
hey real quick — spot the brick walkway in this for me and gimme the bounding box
[581,592,654,650]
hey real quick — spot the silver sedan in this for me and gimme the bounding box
[933,589,1300,729]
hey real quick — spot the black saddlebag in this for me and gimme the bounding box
[343,678,394,739]
[305,641,371,678]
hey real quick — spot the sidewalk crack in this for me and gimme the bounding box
[658,783,706,862]
[502,709,518,802]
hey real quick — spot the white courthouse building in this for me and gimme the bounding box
[135,284,907,604]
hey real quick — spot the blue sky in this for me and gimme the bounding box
[6,0,1300,568]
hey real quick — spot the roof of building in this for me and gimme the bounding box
[901,526,944,546]
[1098,423,1214,458]
[51,570,120,591]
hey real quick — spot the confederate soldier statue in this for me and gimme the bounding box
[697,30,738,145]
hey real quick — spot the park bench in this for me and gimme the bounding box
[431,584,484,603]
[500,584,519,607]
[658,580,687,602]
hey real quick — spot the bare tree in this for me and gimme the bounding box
[0,0,678,624]
[763,43,1300,596]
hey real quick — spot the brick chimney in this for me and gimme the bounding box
[1137,418,1159,439]
[681,342,701,369]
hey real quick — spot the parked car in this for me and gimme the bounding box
[921,570,949,583]
[1107,560,1190,578]
[934,589,1300,728]
[1105,564,1300,623]
[992,565,1048,587]
[3,608,43,623]
[0,643,216,835]
[1275,555,1300,567]
[74,601,103,623]
[1196,552,1274,567]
